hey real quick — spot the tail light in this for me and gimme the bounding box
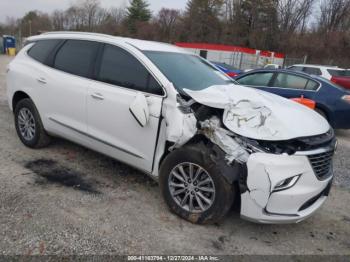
[227,72,238,78]
[330,77,338,84]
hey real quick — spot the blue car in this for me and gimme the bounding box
[211,61,242,78]
[235,69,350,129]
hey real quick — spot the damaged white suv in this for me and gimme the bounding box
[7,32,336,224]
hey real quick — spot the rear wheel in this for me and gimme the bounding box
[14,98,51,148]
[159,143,235,224]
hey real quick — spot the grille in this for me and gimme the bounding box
[308,150,334,180]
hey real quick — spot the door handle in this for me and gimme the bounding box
[91,93,104,100]
[37,77,47,84]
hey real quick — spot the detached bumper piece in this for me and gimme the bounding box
[240,148,334,224]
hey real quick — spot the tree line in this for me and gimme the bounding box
[1,0,350,67]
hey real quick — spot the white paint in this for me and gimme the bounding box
[129,92,150,127]
[184,84,330,141]
[241,152,332,223]
[162,84,197,149]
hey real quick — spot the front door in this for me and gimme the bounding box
[87,44,164,172]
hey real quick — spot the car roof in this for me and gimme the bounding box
[27,31,190,54]
[238,68,314,78]
[291,64,343,70]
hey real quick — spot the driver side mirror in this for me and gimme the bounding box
[129,92,150,127]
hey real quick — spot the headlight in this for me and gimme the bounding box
[342,95,350,103]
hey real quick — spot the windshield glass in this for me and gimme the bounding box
[144,51,233,92]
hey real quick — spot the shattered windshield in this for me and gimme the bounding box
[143,51,234,92]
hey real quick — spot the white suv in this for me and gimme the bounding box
[288,64,346,80]
[7,32,336,224]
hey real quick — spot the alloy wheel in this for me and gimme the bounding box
[17,108,36,141]
[168,162,216,213]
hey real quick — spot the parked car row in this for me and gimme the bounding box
[212,62,350,91]
[233,69,350,129]
[288,64,350,90]
[209,61,350,129]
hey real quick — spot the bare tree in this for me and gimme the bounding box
[81,0,102,31]
[318,0,350,32]
[154,8,181,42]
[51,10,66,31]
[278,0,316,34]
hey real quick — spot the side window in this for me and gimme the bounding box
[289,66,304,72]
[54,40,99,78]
[237,72,274,86]
[305,79,319,90]
[273,73,308,89]
[27,39,61,64]
[98,44,163,95]
[303,67,322,75]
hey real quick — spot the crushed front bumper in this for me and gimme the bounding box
[240,148,333,224]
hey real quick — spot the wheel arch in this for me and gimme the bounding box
[158,134,211,172]
[315,103,334,127]
[12,91,31,112]
[159,134,242,185]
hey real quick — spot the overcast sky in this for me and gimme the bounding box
[0,0,187,23]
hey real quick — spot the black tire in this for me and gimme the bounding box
[159,142,235,224]
[14,98,51,148]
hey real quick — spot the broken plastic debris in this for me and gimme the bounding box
[200,117,249,164]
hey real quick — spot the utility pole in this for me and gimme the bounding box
[28,20,32,36]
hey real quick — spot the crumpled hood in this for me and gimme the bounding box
[184,84,330,141]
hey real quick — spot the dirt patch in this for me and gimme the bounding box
[25,159,100,194]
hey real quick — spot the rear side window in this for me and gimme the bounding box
[237,72,274,86]
[97,44,163,95]
[327,69,347,77]
[303,67,322,75]
[54,40,99,78]
[305,80,319,90]
[289,66,303,71]
[273,73,308,89]
[27,39,61,64]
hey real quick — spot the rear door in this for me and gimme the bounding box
[236,71,320,99]
[87,44,165,172]
[41,39,100,142]
[268,72,319,99]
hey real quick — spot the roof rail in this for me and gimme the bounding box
[296,64,339,68]
[42,31,122,40]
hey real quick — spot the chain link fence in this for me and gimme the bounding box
[283,56,307,67]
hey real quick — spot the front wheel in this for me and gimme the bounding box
[159,143,235,224]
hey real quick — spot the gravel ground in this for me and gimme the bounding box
[0,55,349,255]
